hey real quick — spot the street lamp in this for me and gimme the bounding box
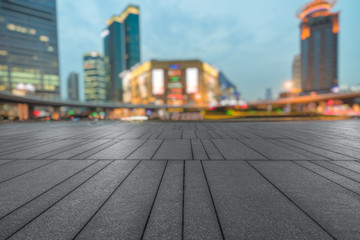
[284,81,293,113]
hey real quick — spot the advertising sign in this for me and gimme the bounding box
[186,68,199,94]
[152,69,164,95]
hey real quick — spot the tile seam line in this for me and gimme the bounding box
[68,139,118,159]
[198,139,218,161]
[72,139,123,160]
[150,139,165,160]
[200,161,225,240]
[314,160,360,177]
[181,160,185,240]
[285,138,359,160]
[276,138,347,160]
[0,159,59,185]
[0,160,105,231]
[235,138,271,160]
[189,139,194,160]
[208,139,227,160]
[0,138,65,156]
[302,138,360,152]
[140,160,169,240]
[72,160,141,240]
[292,136,360,156]
[30,138,100,160]
[246,160,336,240]
[266,138,331,160]
[0,160,16,167]
[295,161,360,197]
[124,139,150,160]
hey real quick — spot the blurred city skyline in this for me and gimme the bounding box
[58,0,360,101]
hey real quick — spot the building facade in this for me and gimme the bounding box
[102,5,140,102]
[67,72,79,101]
[298,0,339,94]
[83,52,106,102]
[265,88,273,101]
[0,0,60,99]
[292,55,302,91]
[121,60,237,107]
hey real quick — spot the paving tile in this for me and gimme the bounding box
[127,139,163,160]
[191,139,208,160]
[182,130,196,139]
[70,139,120,159]
[0,160,14,166]
[294,139,360,160]
[143,161,183,240]
[211,139,266,160]
[195,130,212,139]
[201,139,224,160]
[277,139,356,160]
[8,160,139,240]
[88,139,146,159]
[158,130,182,139]
[331,161,360,173]
[266,139,329,160]
[203,161,331,239]
[239,139,311,160]
[48,139,112,159]
[153,139,192,160]
[0,140,80,160]
[184,161,222,239]
[251,161,360,239]
[0,160,95,218]
[311,161,360,182]
[296,161,360,195]
[75,161,166,240]
[0,160,54,183]
[0,160,111,239]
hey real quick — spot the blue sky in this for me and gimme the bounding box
[57,0,360,101]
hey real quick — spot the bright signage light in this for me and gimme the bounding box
[152,69,164,95]
[186,68,199,94]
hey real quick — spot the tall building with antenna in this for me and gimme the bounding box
[297,0,339,94]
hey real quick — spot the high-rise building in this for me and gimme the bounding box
[265,88,272,101]
[292,55,302,91]
[297,0,339,94]
[0,0,60,99]
[102,5,140,102]
[83,52,106,102]
[67,72,79,101]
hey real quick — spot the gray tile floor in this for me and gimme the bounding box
[1,120,360,239]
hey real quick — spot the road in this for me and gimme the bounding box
[0,120,360,239]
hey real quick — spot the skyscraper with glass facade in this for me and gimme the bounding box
[0,0,60,99]
[102,5,140,102]
[297,0,339,94]
[83,52,106,102]
[67,72,79,101]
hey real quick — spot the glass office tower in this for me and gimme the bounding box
[67,72,79,101]
[102,5,140,102]
[0,0,60,99]
[83,52,106,102]
[297,0,339,94]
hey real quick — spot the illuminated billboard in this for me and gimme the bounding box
[151,69,164,95]
[186,68,199,94]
